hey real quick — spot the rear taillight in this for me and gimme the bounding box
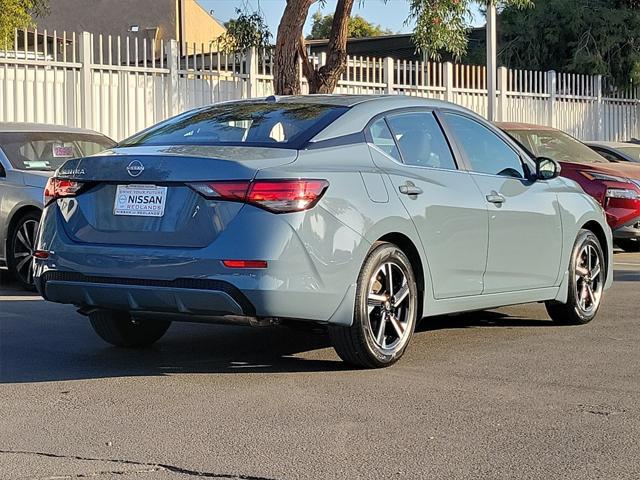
[44,178,84,205]
[189,179,329,213]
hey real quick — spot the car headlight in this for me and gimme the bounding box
[605,188,640,200]
[580,171,629,183]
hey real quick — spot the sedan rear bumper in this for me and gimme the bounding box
[37,271,254,318]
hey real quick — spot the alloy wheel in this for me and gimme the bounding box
[366,261,412,352]
[574,243,603,315]
[12,219,39,286]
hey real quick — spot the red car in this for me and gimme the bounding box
[496,123,640,252]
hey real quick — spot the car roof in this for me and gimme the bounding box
[586,141,639,149]
[494,122,558,132]
[279,95,473,142]
[0,122,106,137]
[230,94,457,109]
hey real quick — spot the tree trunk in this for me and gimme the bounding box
[308,0,355,93]
[273,0,315,95]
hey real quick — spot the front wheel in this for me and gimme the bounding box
[546,229,605,325]
[89,310,171,347]
[330,242,418,368]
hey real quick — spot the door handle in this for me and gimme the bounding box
[399,183,423,196]
[486,191,506,204]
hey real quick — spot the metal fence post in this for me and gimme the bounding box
[246,47,258,99]
[444,62,454,103]
[384,57,394,94]
[547,70,557,128]
[595,74,604,140]
[167,39,179,116]
[78,32,93,129]
[498,66,508,122]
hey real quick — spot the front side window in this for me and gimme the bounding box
[0,132,114,171]
[386,112,457,170]
[444,113,525,178]
[120,102,348,149]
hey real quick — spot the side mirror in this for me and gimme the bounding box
[535,157,561,180]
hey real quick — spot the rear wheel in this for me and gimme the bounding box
[616,238,640,252]
[89,310,171,347]
[546,229,605,325]
[7,211,40,290]
[330,242,418,368]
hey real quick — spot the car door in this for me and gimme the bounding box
[441,111,563,294]
[366,110,489,299]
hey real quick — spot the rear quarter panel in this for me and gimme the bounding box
[258,143,432,322]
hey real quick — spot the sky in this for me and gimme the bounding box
[197,1,484,37]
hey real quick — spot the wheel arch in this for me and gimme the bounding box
[581,220,610,277]
[376,232,425,317]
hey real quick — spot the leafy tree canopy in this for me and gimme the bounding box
[219,8,271,53]
[409,0,532,60]
[498,0,640,88]
[0,0,49,47]
[307,11,393,40]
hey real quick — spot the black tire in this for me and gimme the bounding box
[7,211,40,291]
[89,310,171,347]
[330,242,418,368]
[616,238,640,252]
[545,229,606,325]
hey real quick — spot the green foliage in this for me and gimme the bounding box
[0,0,48,48]
[219,8,272,53]
[499,0,640,87]
[307,11,393,40]
[408,0,532,60]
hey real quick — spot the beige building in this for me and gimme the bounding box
[36,0,226,56]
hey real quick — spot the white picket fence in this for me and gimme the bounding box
[1,29,639,142]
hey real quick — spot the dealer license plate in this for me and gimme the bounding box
[114,184,167,217]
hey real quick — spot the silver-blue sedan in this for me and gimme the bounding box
[34,96,613,368]
[0,123,114,288]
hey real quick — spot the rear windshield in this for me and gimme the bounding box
[119,102,348,149]
[505,129,607,164]
[0,132,114,171]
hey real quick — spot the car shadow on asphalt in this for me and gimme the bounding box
[417,310,554,332]
[1,294,558,384]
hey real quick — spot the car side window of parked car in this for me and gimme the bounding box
[368,118,401,162]
[443,113,526,179]
[592,148,622,163]
[386,112,458,170]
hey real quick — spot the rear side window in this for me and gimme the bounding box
[386,112,457,170]
[120,102,348,149]
[0,132,114,171]
[369,118,401,161]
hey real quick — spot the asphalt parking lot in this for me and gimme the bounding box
[1,252,639,480]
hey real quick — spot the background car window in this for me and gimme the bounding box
[592,148,622,162]
[368,118,400,161]
[386,112,457,170]
[0,132,114,171]
[506,129,607,164]
[444,114,525,178]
